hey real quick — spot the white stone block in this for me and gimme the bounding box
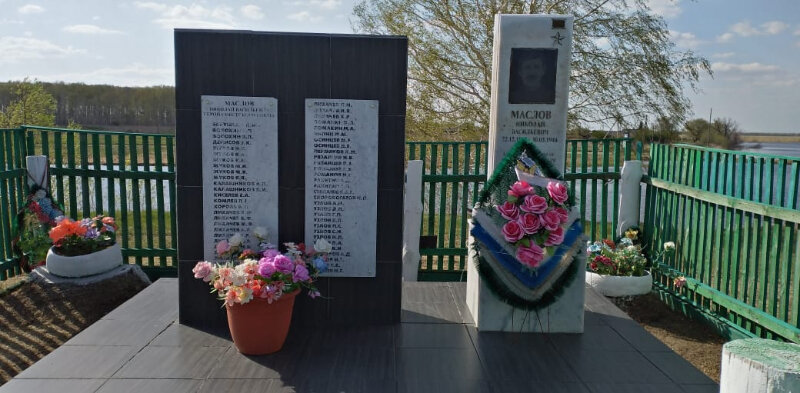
[617,160,643,237]
[465,223,585,333]
[487,14,574,174]
[720,338,800,393]
[402,160,423,281]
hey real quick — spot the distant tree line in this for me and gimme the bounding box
[569,116,744,149]
[0,81,175,132]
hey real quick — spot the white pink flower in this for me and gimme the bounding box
[192,261,215,282]
[520,194,548,214]
[502,221,524,243]
[540,209,561,231]
[508,181,533,198]
[516,244,545,268]
[496,201,520,220]
[547,182,569,205]
[517,213,541,234]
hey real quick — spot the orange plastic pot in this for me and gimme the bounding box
[225,289,299,355]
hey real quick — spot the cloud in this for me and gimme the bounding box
[241,4,264,20]
[718,20,789,42]
[711,52,735,59]
[712,62,780,73]
[287,11,322,22]
[762,21,789,35]
[0,36,85,64]
[18,4,44,14]
[648,0,682,18]
[669,30,702,49]
[286,0,341,10]
[794,27,800,36]
[134,2,236,29]
[716,32,734,43]
[63,24,123,35]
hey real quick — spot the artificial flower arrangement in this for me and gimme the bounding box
[48,215,118,257]
[15,186,64,268]
[586,227,676,277]
[494,179,572,268]
[192,227,330,306]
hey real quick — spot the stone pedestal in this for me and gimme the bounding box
[465,227,585,332]
[720,338,800,393]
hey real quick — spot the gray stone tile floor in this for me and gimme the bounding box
[0,279,720,393]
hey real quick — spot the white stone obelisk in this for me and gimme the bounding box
[486,14,574,174]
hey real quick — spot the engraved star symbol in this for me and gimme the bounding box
[551,32,564,46]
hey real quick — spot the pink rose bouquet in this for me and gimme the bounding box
[193,228,329,306]
[493,179,573,269]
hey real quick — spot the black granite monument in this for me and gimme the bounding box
[175,29,407,332]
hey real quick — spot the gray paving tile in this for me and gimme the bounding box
[468,328,578,382]
[150,323,232,347]
[65,318,171,347]
[398,377,489,393]
[209,344,306,379]
[402,283,464,324]
[198,379,292,393]
[548,325,635,352]
[298,346,395,381]
[491,380,591,393]
[586,382,686,393]
[584,310,609,326]
[604,316,673,352]
[563,350,672,384]
[680,383,720,393]
[296,377,396,393]
[112,346,226,378]
[643,351,717,385]
[448,282,475,324]
[402,302,464,324]
[96,378,202,393]
[0,378,106,393]
[397,348,484,381]
[584,286,630,319]
[101,279,178,323]
[305,325,394,349]
[16,345,137,379]
[395,323,472,348]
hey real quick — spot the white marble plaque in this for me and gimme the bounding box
[487,14,574,173]
[305,99,378,277]
[201,96,279,261]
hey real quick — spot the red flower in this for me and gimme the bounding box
[602,239,616,249]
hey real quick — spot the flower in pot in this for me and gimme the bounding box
[193,230,329,355]
[585,235,675,297]
[45,215,122,277]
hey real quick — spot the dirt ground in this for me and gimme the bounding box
[612,293,726,383]
[0,271,148,385]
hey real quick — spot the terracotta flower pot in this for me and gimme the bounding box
[225,289,299,355]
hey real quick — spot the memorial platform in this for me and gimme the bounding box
[1,279,718,393]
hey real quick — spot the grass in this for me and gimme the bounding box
[740,134,800,143]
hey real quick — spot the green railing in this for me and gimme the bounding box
[0,126,177,280]
[408,138,640,281]
[644,143,800,343]
[0,129,27,281]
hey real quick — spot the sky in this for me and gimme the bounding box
[0,0,798,133]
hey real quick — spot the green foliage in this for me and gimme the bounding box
[682,117,743,149]
[0,81,174,131]
[17,209,52,265]
[0,78,56,128]
[352,0,711,139]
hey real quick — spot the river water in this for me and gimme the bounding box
[741,142,800,158]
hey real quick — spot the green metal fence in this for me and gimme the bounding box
[644,143,800,343]
[408,138,640,281]
[0,126,177,281]
[0,129,27,281]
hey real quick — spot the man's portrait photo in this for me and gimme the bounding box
[508,48,558,104]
